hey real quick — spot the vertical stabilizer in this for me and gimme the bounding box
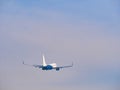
[42,54,47,66]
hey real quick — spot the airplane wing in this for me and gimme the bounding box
[57,62,73,69]
[23,61,43,68]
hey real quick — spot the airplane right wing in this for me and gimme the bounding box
[57,62,73,69]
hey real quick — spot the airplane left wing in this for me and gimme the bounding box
[33,65,43,68]
[23,61,43,68]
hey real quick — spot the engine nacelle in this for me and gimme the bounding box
[56,67,60,71]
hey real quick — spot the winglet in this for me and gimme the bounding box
[23,61,24,64]
[22,61,33,67]
[71,62,73,67]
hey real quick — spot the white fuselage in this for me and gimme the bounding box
[42,63,57,70]
[49,63,57,68]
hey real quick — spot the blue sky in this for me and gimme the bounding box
[0,0,120,90]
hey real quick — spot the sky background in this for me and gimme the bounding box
[0,0,120,90]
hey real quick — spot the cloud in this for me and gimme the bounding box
[7,18,120,64]
[1,8,120,68]
[0,0,120,90]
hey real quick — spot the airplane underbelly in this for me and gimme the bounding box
[42,65,53,70]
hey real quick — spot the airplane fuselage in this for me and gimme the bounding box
[42,65,53,70]
[42,63,59,71]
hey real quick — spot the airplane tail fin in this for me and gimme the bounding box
[42,54,47,66]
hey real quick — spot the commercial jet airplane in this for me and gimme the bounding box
[23,55,73,71]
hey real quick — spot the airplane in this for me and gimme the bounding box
[23,55,73,71]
